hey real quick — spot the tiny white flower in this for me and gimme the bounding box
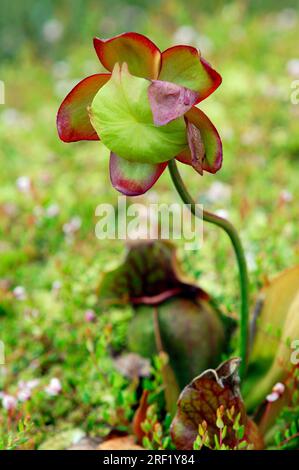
[173,27,213,54]
[26,379,40,389]
[2,394,17,411]
[266,392,280,403]
[272,382,285,395]
[17,388,31,402]
[205,182,232,204]
[63,216,82,235]
[16,176,31,193]
[46,203,60,218]
[245,251,257,273]
[18,379,39,391]
[279,190,293,203]
[173,25,198,45]
[42,19,63,43]
[13,286,27,301]
[287,59,299,77]
[52,280,62,291]
[45,377,62,396]
[215,209,229,219]
[70,216,82,231]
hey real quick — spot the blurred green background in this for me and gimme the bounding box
[0,0,299,449]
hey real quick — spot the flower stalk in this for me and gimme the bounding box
[168,159,249,379]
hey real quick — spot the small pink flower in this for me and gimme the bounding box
[266,392,280,403]
[84,309,96,322]
[26,379,40,389]
[279,190,293,204]
[17,388,31,402]
[52,280,62,292]
[272,382,285,396]
[63,216,82,235]
[2,394,17,411]
[13,286,27,301]
[45,377,62,396]
[17,379,40,402]
[266,382,285,403]
[46,203,60,218]
[287,58,299,77]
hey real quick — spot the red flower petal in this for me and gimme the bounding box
[176,107,222,174]
[93,33,161,79]
[159,45,222,102]
[199,57,223,102]
[57,73,111,142]
[148,80,199,126]
[110,152,167,196]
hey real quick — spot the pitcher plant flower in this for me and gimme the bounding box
[57,32,250,380]
[57,32,222,196]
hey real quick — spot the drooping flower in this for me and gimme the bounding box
[57,32,222,196]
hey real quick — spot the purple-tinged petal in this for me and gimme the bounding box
[176,107,222,174]
[57,73,111,142]
[186,119,205,175]
[148,80,199,126]
[110,152,167,196]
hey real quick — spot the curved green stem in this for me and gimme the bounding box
[168,159,249,379]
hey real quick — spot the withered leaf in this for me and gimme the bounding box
[170,358,264,450]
